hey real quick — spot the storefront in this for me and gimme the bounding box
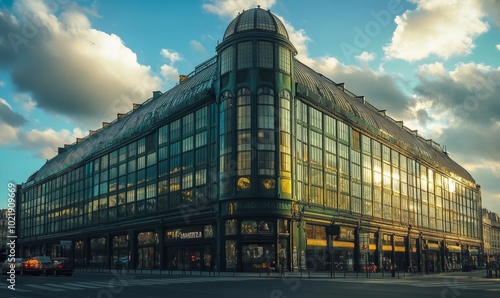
[424,240,441,273]
[381,234,393,271]
[445,242,462,271]
[165,225,215,271]
[469,247,480,269]
[224,218,287,272]
[394,235,406,270]
[89,236,107,267]
[305,224,355,272]
[137,231,159,269]
[112,235,129,269]
[74,240,85,268]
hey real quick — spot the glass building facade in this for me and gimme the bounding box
[17,8,482,273]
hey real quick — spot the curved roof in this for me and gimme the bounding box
[223,7,289,40]
[294,59,475,184]
[28,62,217,184]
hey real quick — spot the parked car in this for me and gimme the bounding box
[44,258,73,276]
[1,258,24,275]
[20,258,43,276]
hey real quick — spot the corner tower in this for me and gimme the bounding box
[216,7,297,201]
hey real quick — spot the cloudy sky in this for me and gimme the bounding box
[0,0,499,213]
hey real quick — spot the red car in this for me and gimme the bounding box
[20,258,43,276]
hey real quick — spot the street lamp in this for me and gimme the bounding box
[291,202,305,227]
[291,202,306,273]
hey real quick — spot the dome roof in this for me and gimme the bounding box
[223,7,289,40]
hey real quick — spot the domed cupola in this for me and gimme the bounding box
[217,6,297,54]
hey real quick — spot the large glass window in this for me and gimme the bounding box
[257,87,275,177]
[237,88,252,178]
[257,41,273,68]
[220,46,234,75]
[280,90,291,179]
[237,42,252,69]
[220,91,234,195]
[278,46,291,74]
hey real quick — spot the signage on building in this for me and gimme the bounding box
[223,200,292,216]
[60,240,72,247]
[166,227,203,241]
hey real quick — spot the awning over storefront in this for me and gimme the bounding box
[306,239,354,248]
[424,243,440,251]
[446,245,461,253]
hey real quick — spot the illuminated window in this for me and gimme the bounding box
[279,46,291,74]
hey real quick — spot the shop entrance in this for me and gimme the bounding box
[241,243,275,272]
[166,244,212,271]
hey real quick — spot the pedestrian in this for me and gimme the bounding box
[115,260,122,273]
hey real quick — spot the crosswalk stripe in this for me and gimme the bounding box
[80,281,117,287]
[44,283,87,290]
[70,282,104,289]
[25,284,65,291]
[0,284,33,293]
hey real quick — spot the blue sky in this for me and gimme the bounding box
[0,0,499,213]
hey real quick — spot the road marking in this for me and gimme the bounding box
[44,283,88,290]
[70,282,105,289]
[25,284,65,291]
[0,283,33,293]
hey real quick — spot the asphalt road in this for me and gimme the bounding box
[0,271,498,298]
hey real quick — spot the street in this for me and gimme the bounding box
[0,270,498,298]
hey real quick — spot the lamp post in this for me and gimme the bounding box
[291,202,305,272]
[407,225,412,273]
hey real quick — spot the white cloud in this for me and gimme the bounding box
[496,44,500,51]
[190,40,206,53]
[160,48,182,64]
[159,48,181,83]
[160,64,180,82]
[19,127,85,159]
[355,51,376,63]
[384,0,489,61]
[202,0,276,19]
[412,62,500,140]
[13,93,36,113]
[417,62,447,80]
[0,123,19,145]
[0,0,162,126]
[0,98,12,110]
